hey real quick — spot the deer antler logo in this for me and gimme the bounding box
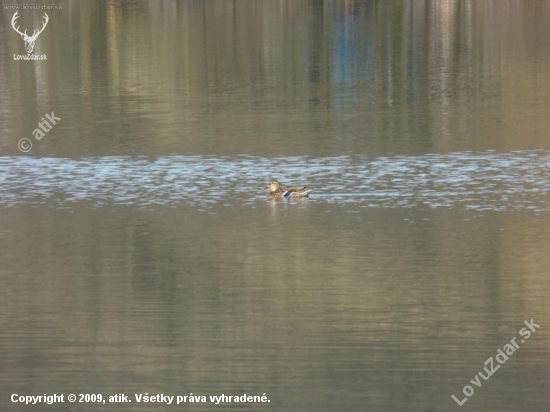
[11,11,49,54]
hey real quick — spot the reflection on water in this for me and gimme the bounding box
[1,1,550,411]
[1,205,550,412]
[1,1,550,156]
[1,150,550,211]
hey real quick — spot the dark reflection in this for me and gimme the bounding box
[1,1,550,156]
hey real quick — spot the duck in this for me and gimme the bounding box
[264,180,312,198]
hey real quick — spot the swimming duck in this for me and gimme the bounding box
[264,180,312,198]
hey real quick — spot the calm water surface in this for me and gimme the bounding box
[1,1,550,411]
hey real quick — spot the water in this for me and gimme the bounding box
[1,1,550,411]
[1,151,550,211]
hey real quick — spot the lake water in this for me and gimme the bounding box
[1,1,550,411]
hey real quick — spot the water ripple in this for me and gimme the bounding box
[1,150,549,211]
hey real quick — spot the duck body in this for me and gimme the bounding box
[264,180,311,198]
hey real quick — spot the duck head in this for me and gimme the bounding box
[264,180,280,192]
